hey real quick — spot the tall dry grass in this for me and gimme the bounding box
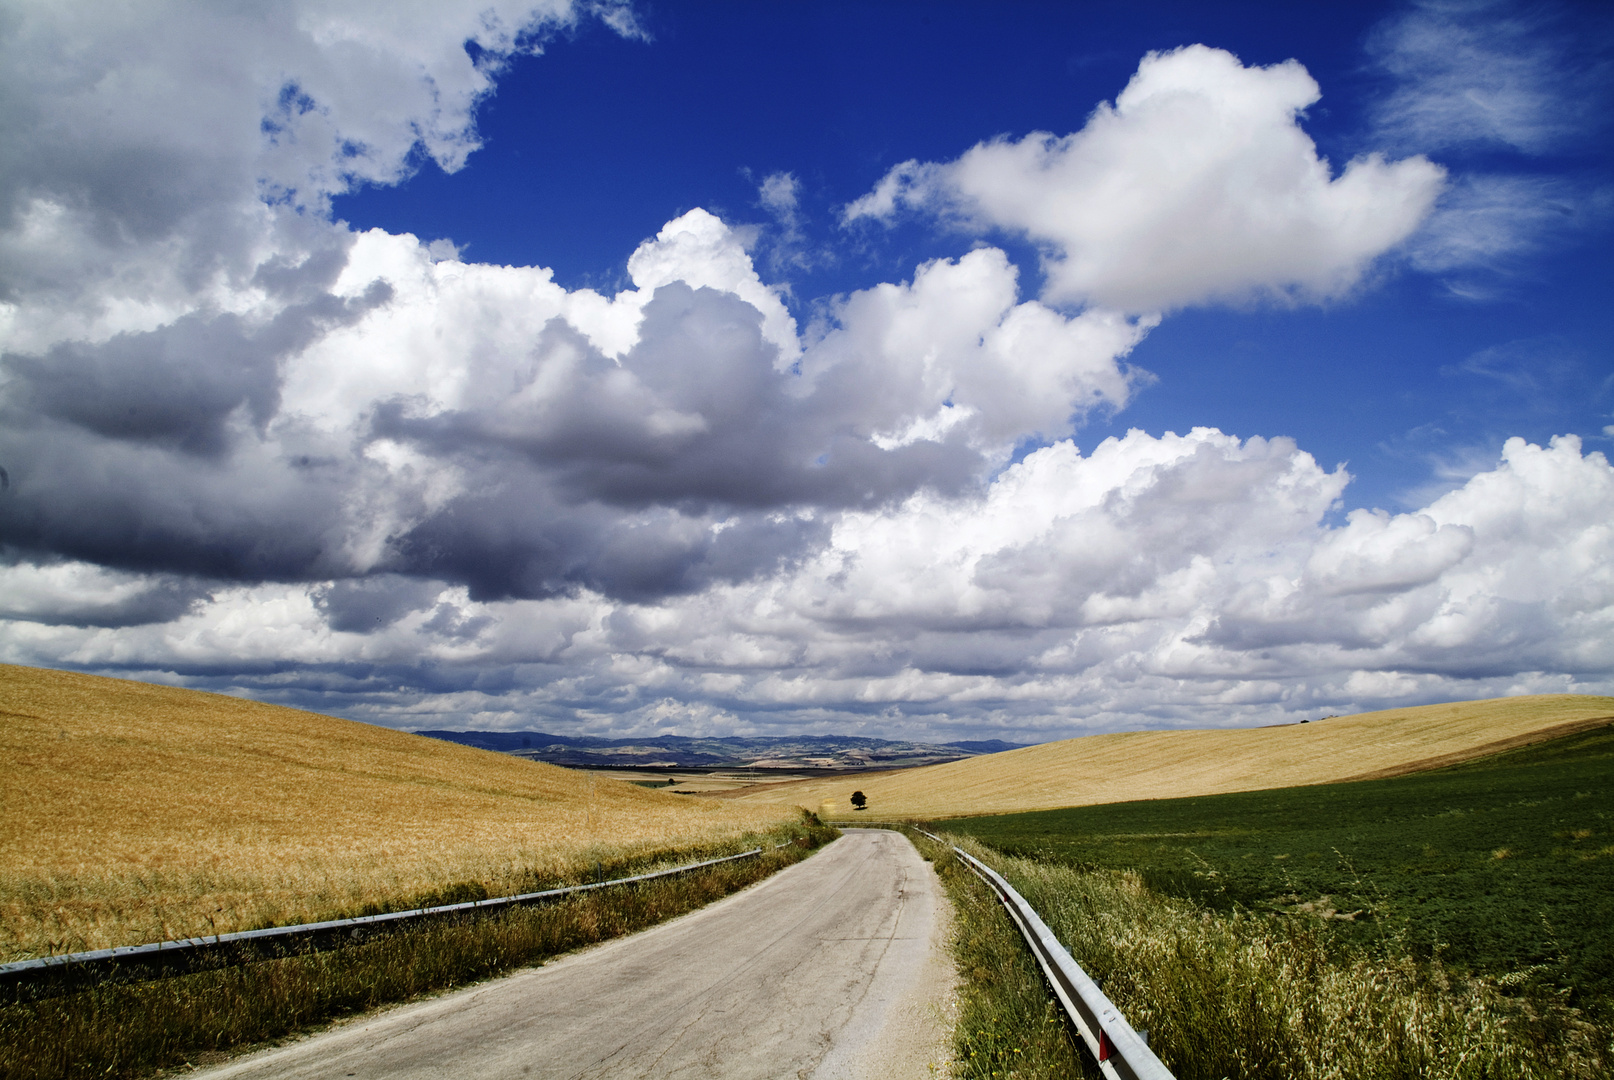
[935,833,1610,1080]
[733,694,1614,819]
[0,664,795,960]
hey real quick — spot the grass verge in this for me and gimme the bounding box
[904,827,1084,1080]
[915,827,1610,1080]
[0,814,838,1080]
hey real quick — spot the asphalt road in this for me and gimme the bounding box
[200,830,956,1080]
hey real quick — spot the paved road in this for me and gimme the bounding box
[201,830,955,1080]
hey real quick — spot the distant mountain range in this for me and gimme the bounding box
[414,730,1031,770]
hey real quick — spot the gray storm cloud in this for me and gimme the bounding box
[0,230,1147,600]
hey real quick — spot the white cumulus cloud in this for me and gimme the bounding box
[0,0,621,350]
[845,45,1446,313]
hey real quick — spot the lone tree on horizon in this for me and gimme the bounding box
[850,790,867,811]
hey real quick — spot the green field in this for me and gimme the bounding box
[941,722,1614,1015]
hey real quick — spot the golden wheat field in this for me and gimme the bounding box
[732,694,1614,819]
[0,664,796,962]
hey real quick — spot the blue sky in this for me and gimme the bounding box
[1,0,1611,742]
[337,0,1614,514]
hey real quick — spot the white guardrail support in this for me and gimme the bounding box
[925,833,1175,1080]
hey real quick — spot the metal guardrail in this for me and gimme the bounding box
[951,847,1175,1080]
[882,824,1172,1075]
[0,847,764,1001]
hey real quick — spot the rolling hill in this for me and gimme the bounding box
[725,694,1614,819]
[0,664,793,961]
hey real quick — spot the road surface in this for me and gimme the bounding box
[201,829,956,1079]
